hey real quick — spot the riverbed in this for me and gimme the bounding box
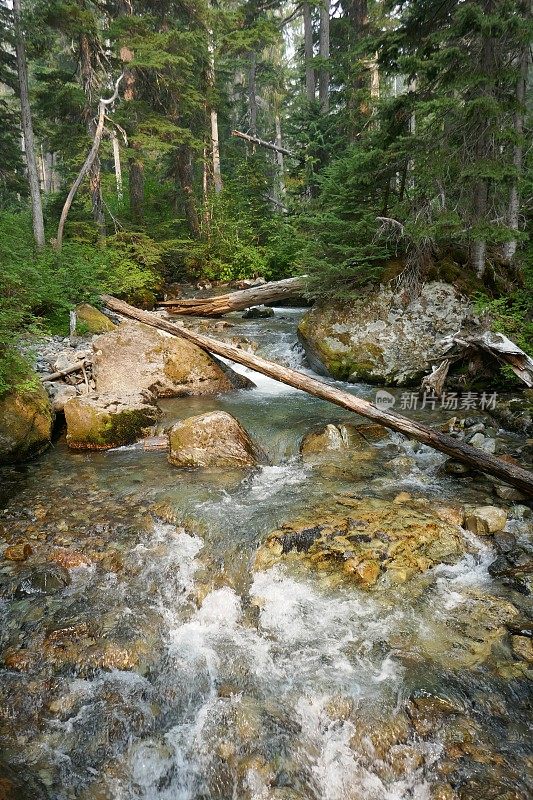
[0,309,531,800]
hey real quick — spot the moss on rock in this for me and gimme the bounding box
[0,377,54,463]
[75,303,116,334]
[64,392,161,449]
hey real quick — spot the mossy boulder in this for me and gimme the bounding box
[168,410,267,468]
[64,391,161,450]
[93,321,251,398]
[254,494,470,588]
[75,303,116,334]
[0,378,54,463]
[298,282,477,385]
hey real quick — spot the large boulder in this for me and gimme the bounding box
[168,411,267,468]
[298,281,475,385]
[75,303,116,334]
[92,321,250,397]
[0,378,54,463]
[254,494,470,588]
[64,391,161,449]
[300,422,389,458]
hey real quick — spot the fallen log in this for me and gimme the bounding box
[101,294,533,497]
[159,276,307,316]
[440,331,533,388]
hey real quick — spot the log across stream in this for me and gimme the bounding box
[102,294,533,496]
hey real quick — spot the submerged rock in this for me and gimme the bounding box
[64,391,161,449]
[75,303,116,334]
[92,321,249,398]
[168,411,266,468]
[255,495,470,588]
[297,282,475,384]
[0,378,54,464]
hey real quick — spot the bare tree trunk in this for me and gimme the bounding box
[13,0,45,249]
[303,3,315,103]
[207,32,223,193]
[80,34,106,240]
[176,144,201,238]
[160,276,307,315]
[318,0,330,112]
[102,293,533,497]
[502,22,530,263]
[247,50,258,136]
[232,129,294,157]
[111,129,123,201]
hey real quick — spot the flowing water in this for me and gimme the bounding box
[0,310,531,800]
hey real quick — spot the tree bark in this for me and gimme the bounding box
[120,21,145,221]
[318,0,330,112]
[101,293,533,497]
[247,50,258,136]
[303,3,315,102]
[274,112,286,200]
[176,144,201,238]
[13,0,45,249]
[502,16,530,263]
[111,129,123,201]
[159,276,307,315]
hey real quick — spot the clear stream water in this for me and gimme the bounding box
[0,309,531,800]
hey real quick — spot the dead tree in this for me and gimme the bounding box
[55,74,123,250]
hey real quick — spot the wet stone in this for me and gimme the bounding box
[11,564,71,597]
[4,542,33,562]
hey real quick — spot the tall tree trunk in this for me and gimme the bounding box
[80,33,106,241]
[303,4,315,102]
[111,129,123,202]
[176,145,200,238]
[247,50,258,136]
[207,33,223,193]
[470,0,495,279]
[502,20,530,264]
[120,8,145,222]
[13,0,45,249]
[318,0,330,112]
[274,111,286,200]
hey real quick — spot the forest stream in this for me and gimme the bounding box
[0,308,531,800]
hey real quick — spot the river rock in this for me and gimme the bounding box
[243,306,275,319]
[64,391,161,449]
[0,378,54,464]
[4,542,33,561]
[463,506,507,535]
[75,302,116,334]
[255,495,470,588]
[168,411,266,468]
[45,382,78,413]
[300,422,387,458]
[92,321,249,398]
[297,282,475,384]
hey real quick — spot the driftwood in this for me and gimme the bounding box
[41,360,86,382]
[55,74,123,250]
[102,294,533,497]
[231,129,295,158]
[159,276,307,316]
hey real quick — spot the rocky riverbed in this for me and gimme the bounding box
[0,304,532,800]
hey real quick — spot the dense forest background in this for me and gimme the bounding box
[0,0,531,394]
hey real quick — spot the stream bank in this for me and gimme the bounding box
[0,308,532,800]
